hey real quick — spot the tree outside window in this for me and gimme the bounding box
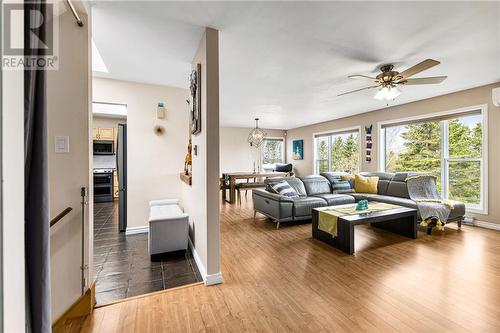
[261,138,284,169]
[384,113,483,208]
[315,131,359,174]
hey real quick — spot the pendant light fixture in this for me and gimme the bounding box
[247,118,266,148]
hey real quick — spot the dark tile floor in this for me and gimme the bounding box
[93,201,202,304]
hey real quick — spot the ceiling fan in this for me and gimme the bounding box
[338,59,447,101]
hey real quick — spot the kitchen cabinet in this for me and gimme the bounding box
[93,127,115,140]
[99,128,114,140]
[113,127,118,143]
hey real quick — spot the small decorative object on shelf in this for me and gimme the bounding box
[184,139,192,176]
[365,125,373,163]
[179,173,192,186]
[356,200,369,211]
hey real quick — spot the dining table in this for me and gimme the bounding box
[222,171,289,204]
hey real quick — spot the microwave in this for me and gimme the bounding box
[93,140,114,155]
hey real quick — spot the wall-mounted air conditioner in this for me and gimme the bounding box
[493,87,500,107]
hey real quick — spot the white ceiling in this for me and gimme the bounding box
[91,1,500,129]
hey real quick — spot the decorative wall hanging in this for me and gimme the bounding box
[189,63,202,135]
[365,125,373,163]
[248,118,266,147]
[154,125,165,136]
[292,139,304,160]
[157,101,166,119]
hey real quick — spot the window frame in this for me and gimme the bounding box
[260,137,285,169]
[378,104,488,215]
[312,126,362,175]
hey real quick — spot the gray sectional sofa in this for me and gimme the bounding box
[252,171,466,229]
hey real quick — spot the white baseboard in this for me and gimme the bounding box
[125,226,149,235]
[473,220,500,231]
[205,272,224,286]
[188,237,223,286]
[188,237,206,278]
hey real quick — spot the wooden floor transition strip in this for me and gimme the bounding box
[95,281,204,308]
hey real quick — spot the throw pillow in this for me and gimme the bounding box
[270,181,299,198]
[332,180,354,194]
[340,174,355,188]
[354,174,379,194]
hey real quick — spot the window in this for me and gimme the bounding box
[314,129,360,174]
[381,108,486,212]
[261,138,284,170]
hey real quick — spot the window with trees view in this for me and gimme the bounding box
[314,130,359,174]
[382,110,485,211]
[261,138,284,169]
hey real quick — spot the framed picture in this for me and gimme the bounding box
[292,139,303,160]
[189,63,202,135]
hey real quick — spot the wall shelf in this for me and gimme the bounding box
[180,173,192,186]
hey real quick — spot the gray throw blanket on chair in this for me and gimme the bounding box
[406,174,453,229]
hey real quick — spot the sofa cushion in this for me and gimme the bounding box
[265,177,307,197]
[312,194,355,206]
[386,180,410,198]
[292,197,328,217]
[355,174,379,194]
[360,172,394,195]
[275,163,293,173]
[299,176,331,196]
[270,181,299,198]
[371,196,465,221]
[448,200,466,220]
[320,172,350,183]
[360,172,395,181]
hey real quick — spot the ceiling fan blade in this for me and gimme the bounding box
[338,85,379,96]
[348,74,377,80]
[403,76,448,85]
[397,59,440,80]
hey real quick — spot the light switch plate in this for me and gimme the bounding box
[55,136,69,153]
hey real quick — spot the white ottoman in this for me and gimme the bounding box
[148,199,189,256]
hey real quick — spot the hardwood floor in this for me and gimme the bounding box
[61,197,500,332]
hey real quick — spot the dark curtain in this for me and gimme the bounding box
[24,1,51,332]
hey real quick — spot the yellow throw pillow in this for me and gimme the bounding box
[354,174,379,194]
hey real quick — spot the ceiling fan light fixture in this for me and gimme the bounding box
[374,85,401,101]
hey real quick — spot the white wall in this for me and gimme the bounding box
[181,28,221,283]
[47,11,92,321]
[1,30,26,333]
[219,127,286,173]
[93,116,126,129]
[92,78,189,230]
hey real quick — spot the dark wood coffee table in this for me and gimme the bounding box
[312,205,417,255]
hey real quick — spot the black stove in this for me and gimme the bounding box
[94,169,114,202]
